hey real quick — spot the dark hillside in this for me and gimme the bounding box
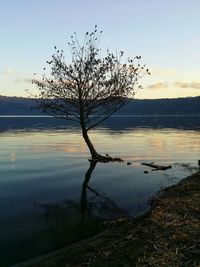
[117,96,200,115]
[0,96,200,115]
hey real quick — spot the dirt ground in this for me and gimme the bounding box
[13,171,200,267]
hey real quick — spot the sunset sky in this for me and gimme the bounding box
[1,0,200,99]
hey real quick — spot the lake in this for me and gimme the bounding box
[0,115,200,266]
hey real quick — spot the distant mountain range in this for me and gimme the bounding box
[0,95,200,115]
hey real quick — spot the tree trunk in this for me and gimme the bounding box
[81,127,98,159]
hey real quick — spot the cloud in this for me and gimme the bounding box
[175,82,200,89]
[148,81,200,91]
[14,78,32,83]
[24,78,32,83]
[4,68,15,75]
[148,82,168,90]
[192,39,200,46]
[14,78,22,82]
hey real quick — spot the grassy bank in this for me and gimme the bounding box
[13,171,200,267]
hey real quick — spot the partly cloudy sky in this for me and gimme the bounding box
[1,0,200,99]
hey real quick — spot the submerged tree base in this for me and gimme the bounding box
[89,154,124,163]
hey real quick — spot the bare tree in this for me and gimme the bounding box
[32,26,149,160]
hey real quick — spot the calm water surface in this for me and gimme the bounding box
[0,116,200,266]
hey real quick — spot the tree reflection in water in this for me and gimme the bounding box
[81,160,127,221]
[33,161,127,254]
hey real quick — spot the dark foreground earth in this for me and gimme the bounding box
[13,171,200,267]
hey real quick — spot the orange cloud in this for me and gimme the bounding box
[174,82,200,89]
[148,82,168,90]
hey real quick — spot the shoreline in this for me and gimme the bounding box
[12,171,200,266]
